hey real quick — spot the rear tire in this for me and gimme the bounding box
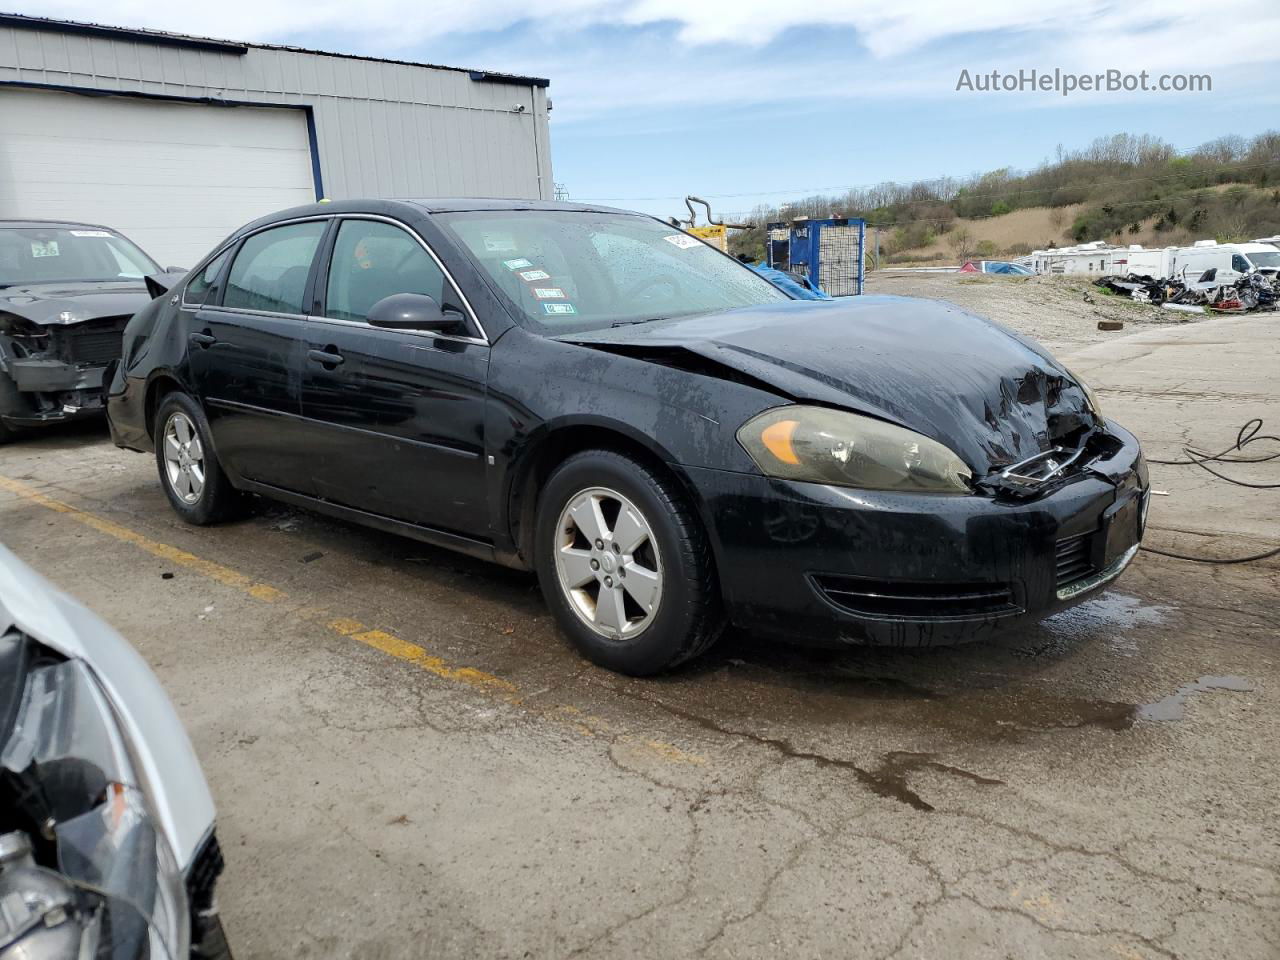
[153,392,244,524]
[535,449,723,675]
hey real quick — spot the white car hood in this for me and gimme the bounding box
[0,542,215,870]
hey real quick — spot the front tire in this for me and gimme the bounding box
[153,392,244,524]
[535,449,723,675]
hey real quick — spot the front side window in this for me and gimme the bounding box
[184,249,230,306]
[223,221,326,314]
[436,210,790,334]
[325,220,450,322]
[1231,254,1250,272]
[0,227,159,286]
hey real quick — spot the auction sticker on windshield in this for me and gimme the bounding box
[543,303,576,315]
[503,258,533,270]
[31,241,59,258]
[70,230,113,238]
[663,234,702,249]
[533,287,566,299]
[519,269,551,281]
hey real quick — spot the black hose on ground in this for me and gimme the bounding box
[1139,418,1279,563]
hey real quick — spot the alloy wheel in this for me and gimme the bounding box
[554,486,663,640]
[162,412,206,504]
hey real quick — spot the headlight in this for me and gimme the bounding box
[1,658,188,959]
[737,406,973,494]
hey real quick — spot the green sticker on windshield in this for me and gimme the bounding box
[543,303,576,315]
[503,258,532,270]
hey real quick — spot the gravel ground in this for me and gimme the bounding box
[864,271,1197,355]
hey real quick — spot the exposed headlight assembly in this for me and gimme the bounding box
[738,406,973,494]
[0,655,188,960]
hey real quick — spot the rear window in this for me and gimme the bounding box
[223,221,326,315]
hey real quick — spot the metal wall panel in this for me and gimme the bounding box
[0,24,552,202]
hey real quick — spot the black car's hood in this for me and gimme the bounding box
[0,281,152,326]
[557,296,1097,475]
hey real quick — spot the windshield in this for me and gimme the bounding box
[436,210,790,334]
[0,227,159,286]
[1246,251,1280,269]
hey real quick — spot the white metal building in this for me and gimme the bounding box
[0,14,552,266]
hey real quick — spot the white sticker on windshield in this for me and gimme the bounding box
[503,258,533,270]
[663,234,702,249]
[69,230,112,238]
[482,234,518,253]
[532,287,565,300]
[543,303,576,315]
[31,241,59,258]
[518,269,550,281]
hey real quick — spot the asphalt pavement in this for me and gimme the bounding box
[0,314,1276,959]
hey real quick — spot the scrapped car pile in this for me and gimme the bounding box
[1094,271,1280,314]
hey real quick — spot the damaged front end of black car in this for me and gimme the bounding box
[0,223,177,443]
[555,295,1150,648]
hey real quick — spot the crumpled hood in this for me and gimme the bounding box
[557,296,1097,474]
[0,281,151,326]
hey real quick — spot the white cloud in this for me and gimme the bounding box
[29,0,1280,60]
[25,0,1280,121]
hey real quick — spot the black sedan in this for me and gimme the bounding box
[106,199,1148,675]
[0,221,173,442]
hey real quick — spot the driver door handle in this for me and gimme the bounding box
[308,348,344,366]
[189,332,217,348]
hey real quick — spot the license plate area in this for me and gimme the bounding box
[1098,495,1141,569]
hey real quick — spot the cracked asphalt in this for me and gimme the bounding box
[0,315,1276,959]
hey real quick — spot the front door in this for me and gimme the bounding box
[185,218,327,492]
[299,217,489,537]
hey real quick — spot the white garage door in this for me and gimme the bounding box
[0,87,317,268]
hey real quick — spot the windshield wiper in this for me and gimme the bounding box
[611,318,666,327]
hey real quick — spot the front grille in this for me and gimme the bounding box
[812,574,1021,620]
[51,317,128,365]
[64,330,124,364]
[1055,534,1097,587]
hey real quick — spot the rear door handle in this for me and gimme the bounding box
[189,332,217,348]
[307,348,344,366]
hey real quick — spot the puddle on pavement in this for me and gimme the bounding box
[1134,675,1255,722]
[702,657,1255,736]
[1034,590,1173,656]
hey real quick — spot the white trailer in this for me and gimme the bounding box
[1121,245,1175,278]
[1028,242,1121,275]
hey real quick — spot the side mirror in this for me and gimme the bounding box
[367,293,463,332]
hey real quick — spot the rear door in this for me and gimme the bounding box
[299,216,490,536]
[186,218,328,492]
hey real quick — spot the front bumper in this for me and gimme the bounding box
[686,425,1148,647]
[0,359,108,427]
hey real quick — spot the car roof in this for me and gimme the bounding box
[242,197,642,230]
[0,219,122,231]
[402,198,638,216]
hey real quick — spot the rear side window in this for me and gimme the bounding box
[223,221,326,315]
[324,220,449,323]
[184,249,229,306]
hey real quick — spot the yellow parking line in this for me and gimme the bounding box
[0,475,285,602]
[0,473,706,765]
